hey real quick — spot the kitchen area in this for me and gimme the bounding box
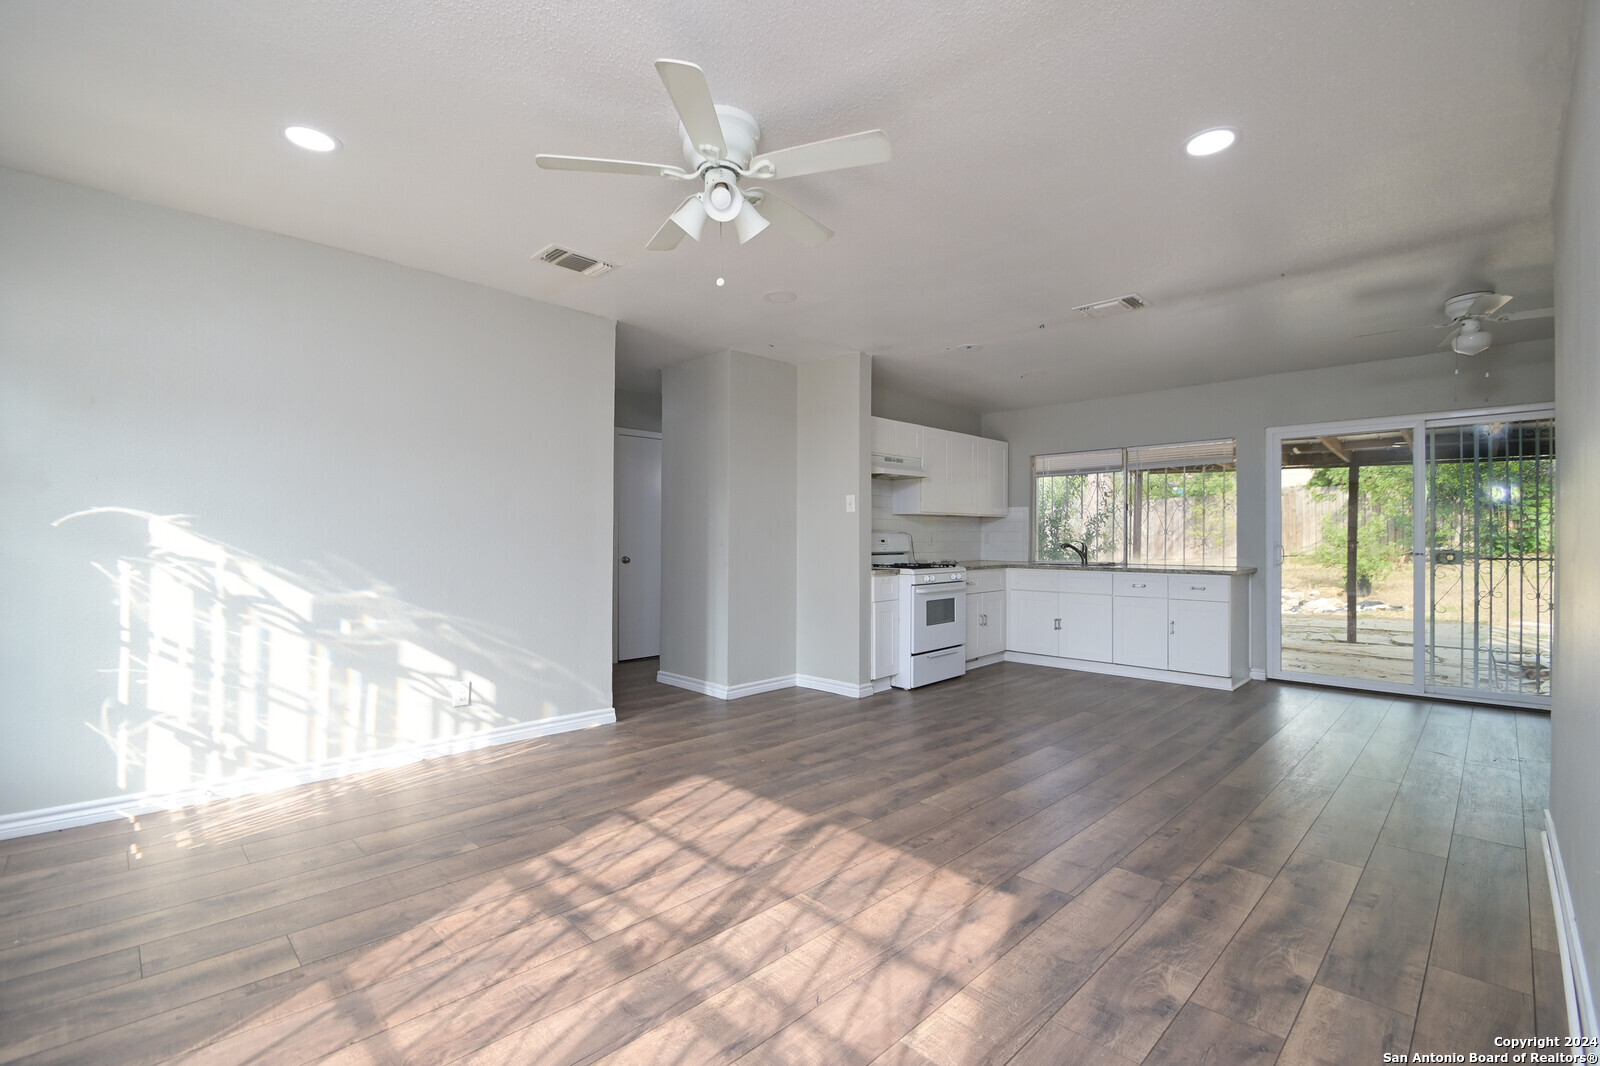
[869,415,1254,694]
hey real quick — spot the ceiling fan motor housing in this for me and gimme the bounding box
[681,106,761,171]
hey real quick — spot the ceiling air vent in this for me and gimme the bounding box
[533,244,616,277]
[1072,293,1148,319]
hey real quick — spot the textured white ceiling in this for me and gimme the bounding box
[0,0,1579,412]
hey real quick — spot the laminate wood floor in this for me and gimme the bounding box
[0,662,1557,1065]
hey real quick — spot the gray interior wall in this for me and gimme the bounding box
[614,388,663,433]
[797,353,872,686]
[660,349,799,689]
[726,353,798,686]
[982,341,1555,673]
[1552,0,1600,1009]
[0,168,616,818]
[660,352,730,687]
[873,384,983,435]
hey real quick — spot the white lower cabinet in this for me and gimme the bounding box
[964,569,1006,662]
[1113,574,1169,669]
[1007,588,1060,656]
[871,575,899,681]
[966,590,1005,660]
[1167,577,1239,677]
[1061,592,1113,662]
[1005,570,1113,661]
[1005,567,1250,689]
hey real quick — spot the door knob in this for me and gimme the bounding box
[621,556,631,564]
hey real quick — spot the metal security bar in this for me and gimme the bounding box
[1426,417,1555,699]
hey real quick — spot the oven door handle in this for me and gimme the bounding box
[911,581,967,595]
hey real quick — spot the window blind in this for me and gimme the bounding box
[1032,448,1125,477]
[1124,439,1236,471]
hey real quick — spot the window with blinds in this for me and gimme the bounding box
[1033,439,1237,567]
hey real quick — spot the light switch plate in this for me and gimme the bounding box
[448,681,471,707]
[845,494,856,512]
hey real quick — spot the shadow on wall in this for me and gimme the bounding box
[54,508,603,798]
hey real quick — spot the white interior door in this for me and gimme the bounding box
[614,429,661,661]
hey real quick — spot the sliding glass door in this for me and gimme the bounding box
[1422,417,1555,701]
[1273,422,1422,691]
[1268,407,1554,706]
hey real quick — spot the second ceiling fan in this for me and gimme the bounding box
[536,60,890,250]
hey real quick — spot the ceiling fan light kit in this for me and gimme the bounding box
[535,59,889,251]
[1451,318,1493,356]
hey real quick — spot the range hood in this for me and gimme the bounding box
[872,452,926,478]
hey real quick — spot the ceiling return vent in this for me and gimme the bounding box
[1072,293,1148,319]
[533,243,616,277]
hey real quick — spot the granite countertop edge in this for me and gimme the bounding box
[956,560,1258,576]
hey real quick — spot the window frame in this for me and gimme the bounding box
[1032,438,1238,568]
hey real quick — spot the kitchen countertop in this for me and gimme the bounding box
[957,559,1258,576]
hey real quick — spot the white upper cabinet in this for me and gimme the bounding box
[877,419,1007,517]
[872,417,923,459]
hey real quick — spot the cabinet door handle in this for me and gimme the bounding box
[1169,620,1176,634]
[1189,585,1206,591]
[1054,618,1062,630]
[1131,582,1147,589]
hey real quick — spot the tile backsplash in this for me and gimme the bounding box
[979,506,1031,561]
[871,481,1031,563]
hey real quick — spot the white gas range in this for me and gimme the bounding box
[871,533,967,689]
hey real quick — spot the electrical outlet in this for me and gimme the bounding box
[448,681,471,708]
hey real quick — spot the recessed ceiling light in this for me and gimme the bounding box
[1185,127,1237,156]
[763,291,797,304]
[284,125,340,153]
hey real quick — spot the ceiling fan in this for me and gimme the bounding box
[1356,291,1555,355]
[1434,292,1554,355]
[535,60,890,251]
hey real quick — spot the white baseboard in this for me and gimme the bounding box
[965,652,1006,670]
[1545,812,1598,1038]
[657,670,873,700]
[656,671,795,700]
[871,676,894,693]
[0,708,617,843]
[1250,667,1267,681]
[1002,651,1243,690]
[796,674,874,699]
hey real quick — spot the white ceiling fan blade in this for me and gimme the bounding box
[1352,324,1428,339]
[536,154,689,178]
[1446,291,1514,320]
[655,60,725,157]
[1501,306,1555,321]
[646,216,686,251]
[751,130,891,179]
[746,189,833,247]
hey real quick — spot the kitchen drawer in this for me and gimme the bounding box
[872,574,900,602]
[1006,568,1061,593]
[965,569,1004,594]
[1168,576,1231,602]
[1115,573,1168,598]
[1058,570,1114,595]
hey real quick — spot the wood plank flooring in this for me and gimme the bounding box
[0,661,1556,1065]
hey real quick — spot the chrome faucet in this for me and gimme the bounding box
[1060,541,1089,566]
